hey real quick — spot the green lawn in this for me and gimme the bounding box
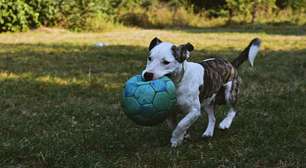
[0,26,306,167]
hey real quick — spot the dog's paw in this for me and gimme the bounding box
[219,118,232,130]
[170,134,184,148]
[202,130,214,138]
[219,111,236,130]
[171,141,180,148]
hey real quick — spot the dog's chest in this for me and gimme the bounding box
[172,62,204,111]
[175,84,195,111]
[175,75,202,110]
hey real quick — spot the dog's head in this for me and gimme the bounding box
[142,37,194,81]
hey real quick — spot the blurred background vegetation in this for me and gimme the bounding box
[0,0,305,32]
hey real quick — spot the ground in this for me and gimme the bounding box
[0,25,305,167]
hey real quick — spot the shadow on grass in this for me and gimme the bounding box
[0,42,306,167]
[0,43,170,167]
[0,75,171,167]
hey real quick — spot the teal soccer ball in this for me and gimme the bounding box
[122,75,176,126]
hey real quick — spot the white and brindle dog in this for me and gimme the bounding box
[142,37,261,147]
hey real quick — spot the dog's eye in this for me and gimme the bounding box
[163,60,170,65]
[148,57,152,61]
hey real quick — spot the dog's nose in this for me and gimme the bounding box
[143,72,154,81]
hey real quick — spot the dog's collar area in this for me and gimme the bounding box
[178,63,185,83]
[166,62,185,83]
[174,62,185,83]
[166,74,172,78]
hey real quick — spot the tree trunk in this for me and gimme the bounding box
[251,1,258,24]
[228,8,233,24]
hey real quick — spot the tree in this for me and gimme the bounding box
[226,0,249,23]
[251,0,259,24]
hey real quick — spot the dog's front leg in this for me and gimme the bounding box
[170,100,201,147]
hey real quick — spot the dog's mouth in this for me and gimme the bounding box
[166,73,172,78]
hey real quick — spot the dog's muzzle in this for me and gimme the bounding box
[143,72,154,81]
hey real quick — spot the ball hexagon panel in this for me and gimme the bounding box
[134,84,156,105]
[151,80,167,92]
[123,97,141,115]
[140,104,155,118]
[124,83,138,97]
[166,81,176,99]
[122,74,177,126]
[153,92,171,111]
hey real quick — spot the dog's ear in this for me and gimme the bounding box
[149,37,162,51]
[172,43,194,63]
[183,43,194,52]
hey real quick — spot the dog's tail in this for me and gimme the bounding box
[231,38,261,68]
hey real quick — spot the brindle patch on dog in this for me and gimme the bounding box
[199,57,240,105]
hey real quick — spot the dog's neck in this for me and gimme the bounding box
[170,62,185,84]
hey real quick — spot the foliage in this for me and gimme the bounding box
[0,0,39,32]
[0,0,305,32]
[25,0,58,26]
[191,0,227,17]
[226,0,251,17]
[118,2,205,28]
[225,0,277,23]
[276,0,306,10]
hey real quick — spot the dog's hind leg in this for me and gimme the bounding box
[219,80,239,129]
[202,103,216,138]
[219,107,236,129]
[202,95,216,138]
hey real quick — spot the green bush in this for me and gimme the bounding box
[0,0,305,32]
[147,4,173,28]
[83,13,122,32]
[25,0,58,26]
[118,2,204,28]
[0,0,39,32]
[0,0,120,32]
[119,10,150,27]
[55,0,118,31]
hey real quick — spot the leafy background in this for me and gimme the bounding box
[0,0,306,32]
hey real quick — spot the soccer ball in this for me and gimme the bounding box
[122,75,176,126]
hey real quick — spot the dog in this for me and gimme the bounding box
[142,37,261,147]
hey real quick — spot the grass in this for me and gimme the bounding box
[0,25,305,167]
